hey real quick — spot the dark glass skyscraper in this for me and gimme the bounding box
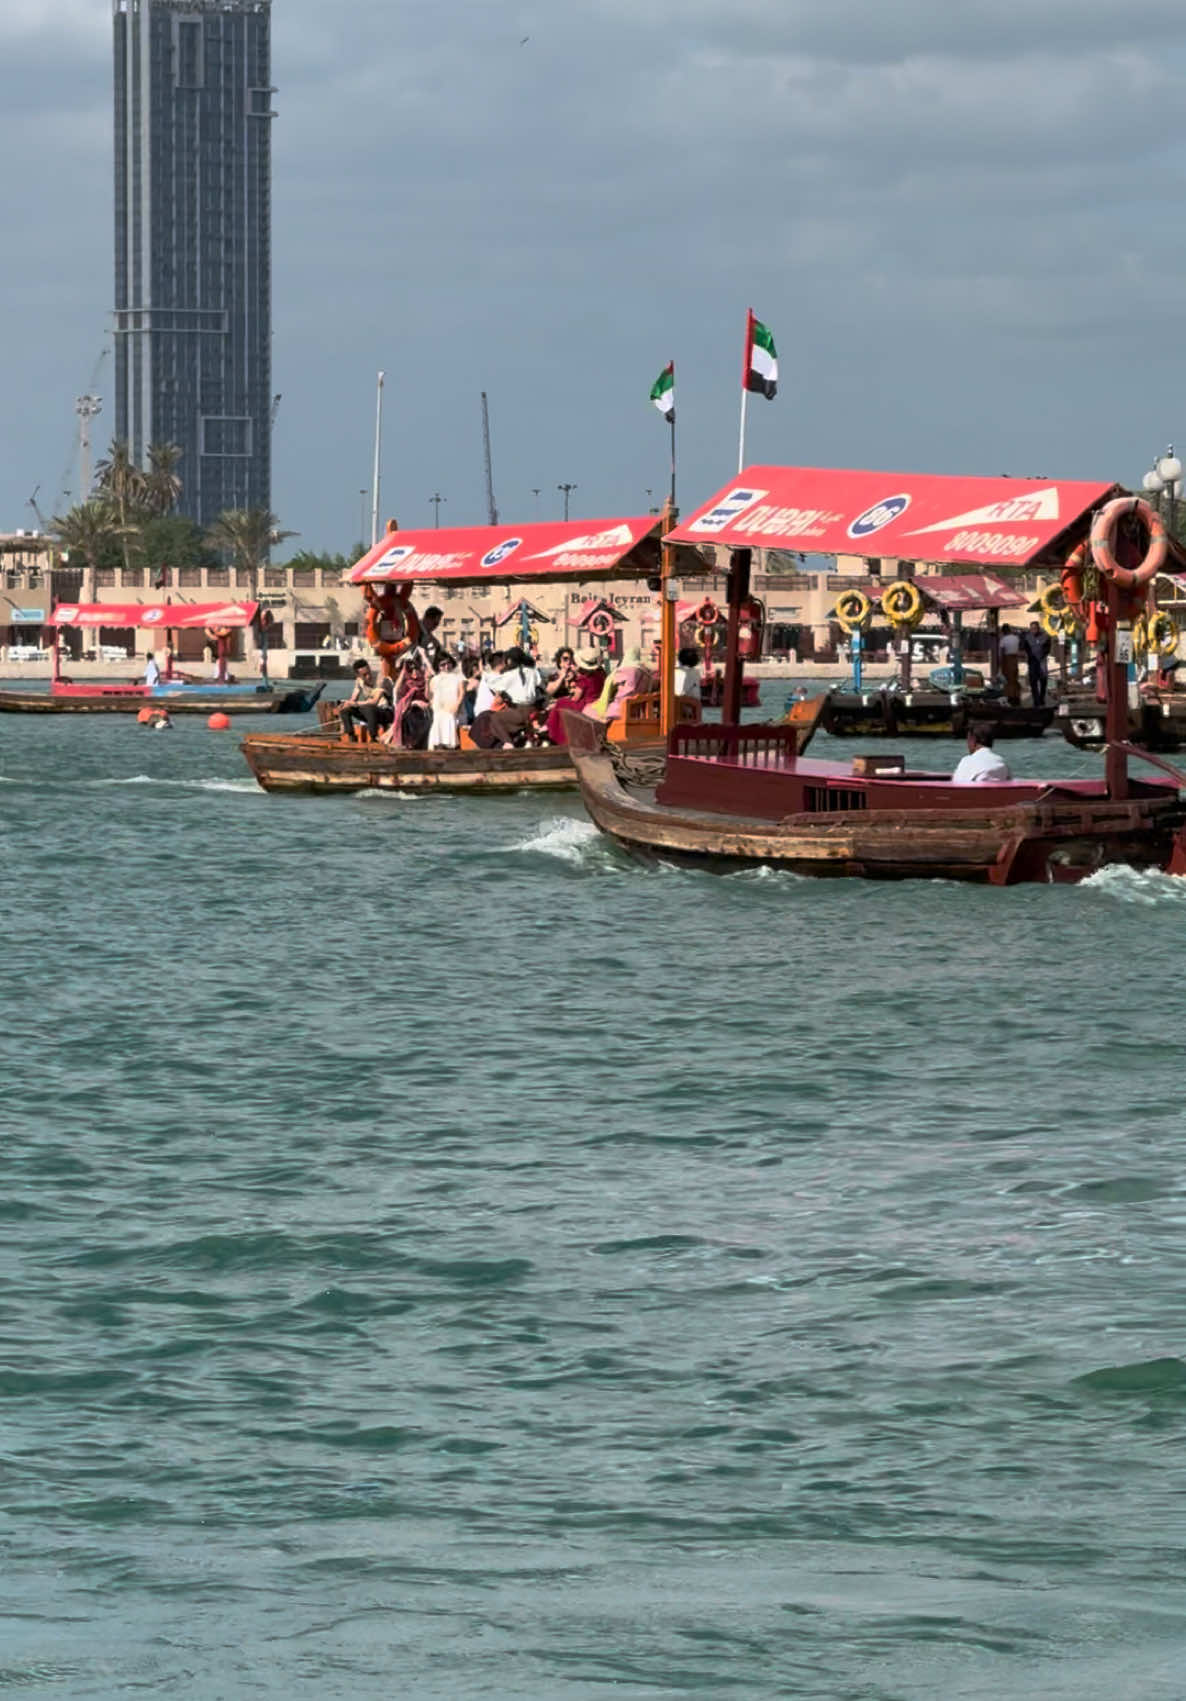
[113,0,274,528]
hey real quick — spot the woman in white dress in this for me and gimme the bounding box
[427,652,466,749]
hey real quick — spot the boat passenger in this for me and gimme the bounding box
[586,646,653,722]
[544,647,578,701]
[389,651,432,748]
[544,647,607,744]
[420,606,448,668]
[674,646,701,699]
[952,722,1011,783]
[459,655,482,725]
[427,652,466,749]
[484,646,543,747]
[473,651,506,717]
[144,651,162,687]
[338,660,394,743]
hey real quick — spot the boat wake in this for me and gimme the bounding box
[503,817,603,865]
[93,775,261,794]
[1080,865,1186,907]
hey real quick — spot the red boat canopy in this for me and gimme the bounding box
[49,600,260,630]
[668,466,1120,567]
[913,573,1029,612]
[348,517,675,586]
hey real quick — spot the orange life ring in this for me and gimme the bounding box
[1090,496,1167,591]
[587,609,614,638]
[696,598,720,627]
[1060,542,1087,614]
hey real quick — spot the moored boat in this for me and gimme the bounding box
[0,600,320,714]
[567,464,1186,885]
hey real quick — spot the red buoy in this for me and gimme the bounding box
[207,712,231,731]
[136,707,154,724]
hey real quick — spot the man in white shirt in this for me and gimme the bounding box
[144,651,162,686]
[952,723,1011,783]
[998,622,1022,704]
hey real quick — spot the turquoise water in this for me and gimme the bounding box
[1,705,1184,1699]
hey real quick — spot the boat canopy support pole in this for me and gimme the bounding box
[986,608,1000,690]
[722,547,751,724]
[1104,579,1129,800]
[660,502,677,740]
[951,612,963,688]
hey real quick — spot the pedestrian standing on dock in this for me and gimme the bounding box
[143,651,162,686]
[1022,620,1052,707]
[999,624,1022,705]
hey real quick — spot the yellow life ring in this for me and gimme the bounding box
[1037,582,1066,619]
[1040,606,1079,640]
[834,589,872,634]
[880,579,923,628]
[528,624,540,647]
[1135,611,1179,655]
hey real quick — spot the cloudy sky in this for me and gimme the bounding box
[3,0,1185,550]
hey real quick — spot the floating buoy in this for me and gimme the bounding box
[207,712,231,731]
[136,707,154,724]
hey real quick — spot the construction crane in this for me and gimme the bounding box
[481,391,499,526]
[53,344,110,513]
[270,393,282,430]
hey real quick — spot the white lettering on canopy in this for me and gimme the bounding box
[909,487,1061,535]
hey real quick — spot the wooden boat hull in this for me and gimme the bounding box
[1057,692,1186,753]
[819,689,1052,740]
[562,717,1186,885]
[241,726,583,793]
[0,683,324,715]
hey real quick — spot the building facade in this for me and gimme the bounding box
[113,0,274,528]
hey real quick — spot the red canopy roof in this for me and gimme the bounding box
[668,466,1119,567]
[914,573,1029,611]
[49,600,259,630]
[349,517,667,586]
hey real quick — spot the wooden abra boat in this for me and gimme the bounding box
[564,715,1185,884]
[240,513,707,794]
[567,464,1186,885]
[0,600,320,714]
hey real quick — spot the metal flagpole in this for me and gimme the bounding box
[669,367,677,510]
[737,309,752,474]
[370,371,385,545]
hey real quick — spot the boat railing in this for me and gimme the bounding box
[669,721,801,768]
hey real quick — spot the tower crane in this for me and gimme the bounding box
[53,344,110,513]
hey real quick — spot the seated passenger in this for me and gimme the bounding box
[544,647,607,745]
[674,645,701,699]
[338,660,394,742]
[544,647,578,701]
[952,722,1011,783]
[586,645,652,722]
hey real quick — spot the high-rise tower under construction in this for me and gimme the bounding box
[113,0,274,528]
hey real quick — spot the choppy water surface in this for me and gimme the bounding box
[1,706,1184,1699]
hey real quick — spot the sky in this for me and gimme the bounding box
[2,0,1186,552]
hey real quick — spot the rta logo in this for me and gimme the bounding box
[847,494,911,539]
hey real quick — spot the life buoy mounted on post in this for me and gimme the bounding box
[833,589,872,634]
[1090,496,1167,591]
[880,580,924,628]
[587,609,614,639]
[696,598,720,628]
[737,595,765,660]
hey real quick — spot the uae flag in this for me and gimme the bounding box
[744,312,778,399]
[649,361,674,422]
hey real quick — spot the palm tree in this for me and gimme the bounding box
[50,499,117,604]
[205,508,297,645]
[144,442,184,517]
[94,439,146,575]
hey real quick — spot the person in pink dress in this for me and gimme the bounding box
[544,647,607,744]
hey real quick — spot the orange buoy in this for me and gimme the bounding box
[207,712,231,731]
[136,707,154,724]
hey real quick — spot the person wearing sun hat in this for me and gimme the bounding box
[544,646,607,744]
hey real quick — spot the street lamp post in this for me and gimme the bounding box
[1142,444,1182,533]
[430,492,445,528]
[557,483,577,520]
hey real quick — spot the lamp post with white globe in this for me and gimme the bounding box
[1142,445,1182,535]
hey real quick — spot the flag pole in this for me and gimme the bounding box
[669,360,677,509]
[737,309,752,474]
[370,370,385,546]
